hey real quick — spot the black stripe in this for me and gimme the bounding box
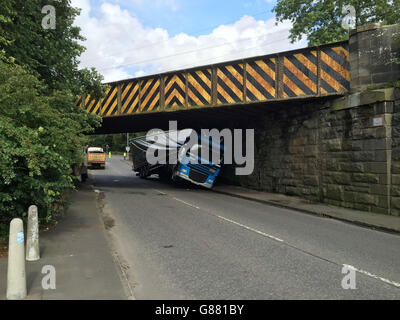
[232,64,244,77]
[188,96,195,106]
[246,72,274,100]
[164,74,174,86]
[202,69,212,79]
[190,72,211,95]
[141,79,157,100]
[89,100,101,114]
[104,86,116,101]
[246,89,258,102]
[168,96,183,107]
[247,61,275,88]
[284,68,314,95]
[323,47,350,71]
[286,55,317,84]
[219,65,243,93]
[85,96,95,112]
[121,82,137,107]
[217,92,228,104]
[265,58,276,72]
[102,92,117,115]
[321,60,350,90]
[177,73,186,84]
[165,82,185,101]
[283,84,296,98]
[217,77,242,102]
[142,88,159,112]
[304,52,317,66]
[320,78,337,93]
[123,90,139,113]
[188,83,209,105]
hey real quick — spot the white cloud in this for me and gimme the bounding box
[71,0,306,83]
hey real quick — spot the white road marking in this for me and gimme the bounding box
[173,197,201,210]
[344,264,400,288]
[217,215,284,243]
[153,187,400,290]
[153,189,167,195]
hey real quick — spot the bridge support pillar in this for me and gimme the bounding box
[350,23,400,92]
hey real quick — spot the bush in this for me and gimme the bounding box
[0,61,100,238]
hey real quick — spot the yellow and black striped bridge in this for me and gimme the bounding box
[78,41,350,133]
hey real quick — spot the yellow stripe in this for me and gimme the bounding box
[320,68,343,92]
[331,46,349,62]
[92,100,102,114]
[148,94,160,111]
[101,88,117,115]
[217,85,234,104]
[106,98,118,117]
[121,82,139,114]
[165,88,185,106]
[284,57,317,93]
[140,80,152,98]
[283,74,305,97]
[217,69,243,102]
[246,63,276,100]
[254,59,276,81]
[141,80,159,110]
[127,95,140,114]
[196,70,212,87]
[86,97,96,112]
[293,53,317,75]
[120,82,132,113]
[321,51,350,83]
[164,77,174,93]
[84,95,91,106]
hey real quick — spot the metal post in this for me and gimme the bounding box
[7,218,27,300]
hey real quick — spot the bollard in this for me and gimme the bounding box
[26,205,40,261]
[6,218,27,300]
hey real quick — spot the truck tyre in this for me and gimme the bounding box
[159,169,169,181]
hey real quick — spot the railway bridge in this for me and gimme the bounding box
[78,23,400,217]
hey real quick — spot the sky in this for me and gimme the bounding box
[70,0,307,83]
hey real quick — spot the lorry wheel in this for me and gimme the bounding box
[171,170,179,182]
[139,168,147,179]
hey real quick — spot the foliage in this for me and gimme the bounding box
[87,133,132,153]
[0,62,101,236]
[0,0,105,238]
[0,0,105,98]
[273,0,400,46]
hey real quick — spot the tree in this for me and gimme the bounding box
[0,0,105,238]
[273,0,400,46]
[0,61,101,237]
[0,0,105,98]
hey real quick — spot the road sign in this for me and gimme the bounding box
[126,146,130,152]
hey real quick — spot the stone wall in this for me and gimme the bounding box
[221,89,400,216]
[350,23,400,92]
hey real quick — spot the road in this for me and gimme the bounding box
[89,155,400,299]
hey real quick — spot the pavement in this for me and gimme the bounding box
[88,156,400,299]
[0,183,128,300]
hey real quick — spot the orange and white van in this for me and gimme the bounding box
[87,147,106,169]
